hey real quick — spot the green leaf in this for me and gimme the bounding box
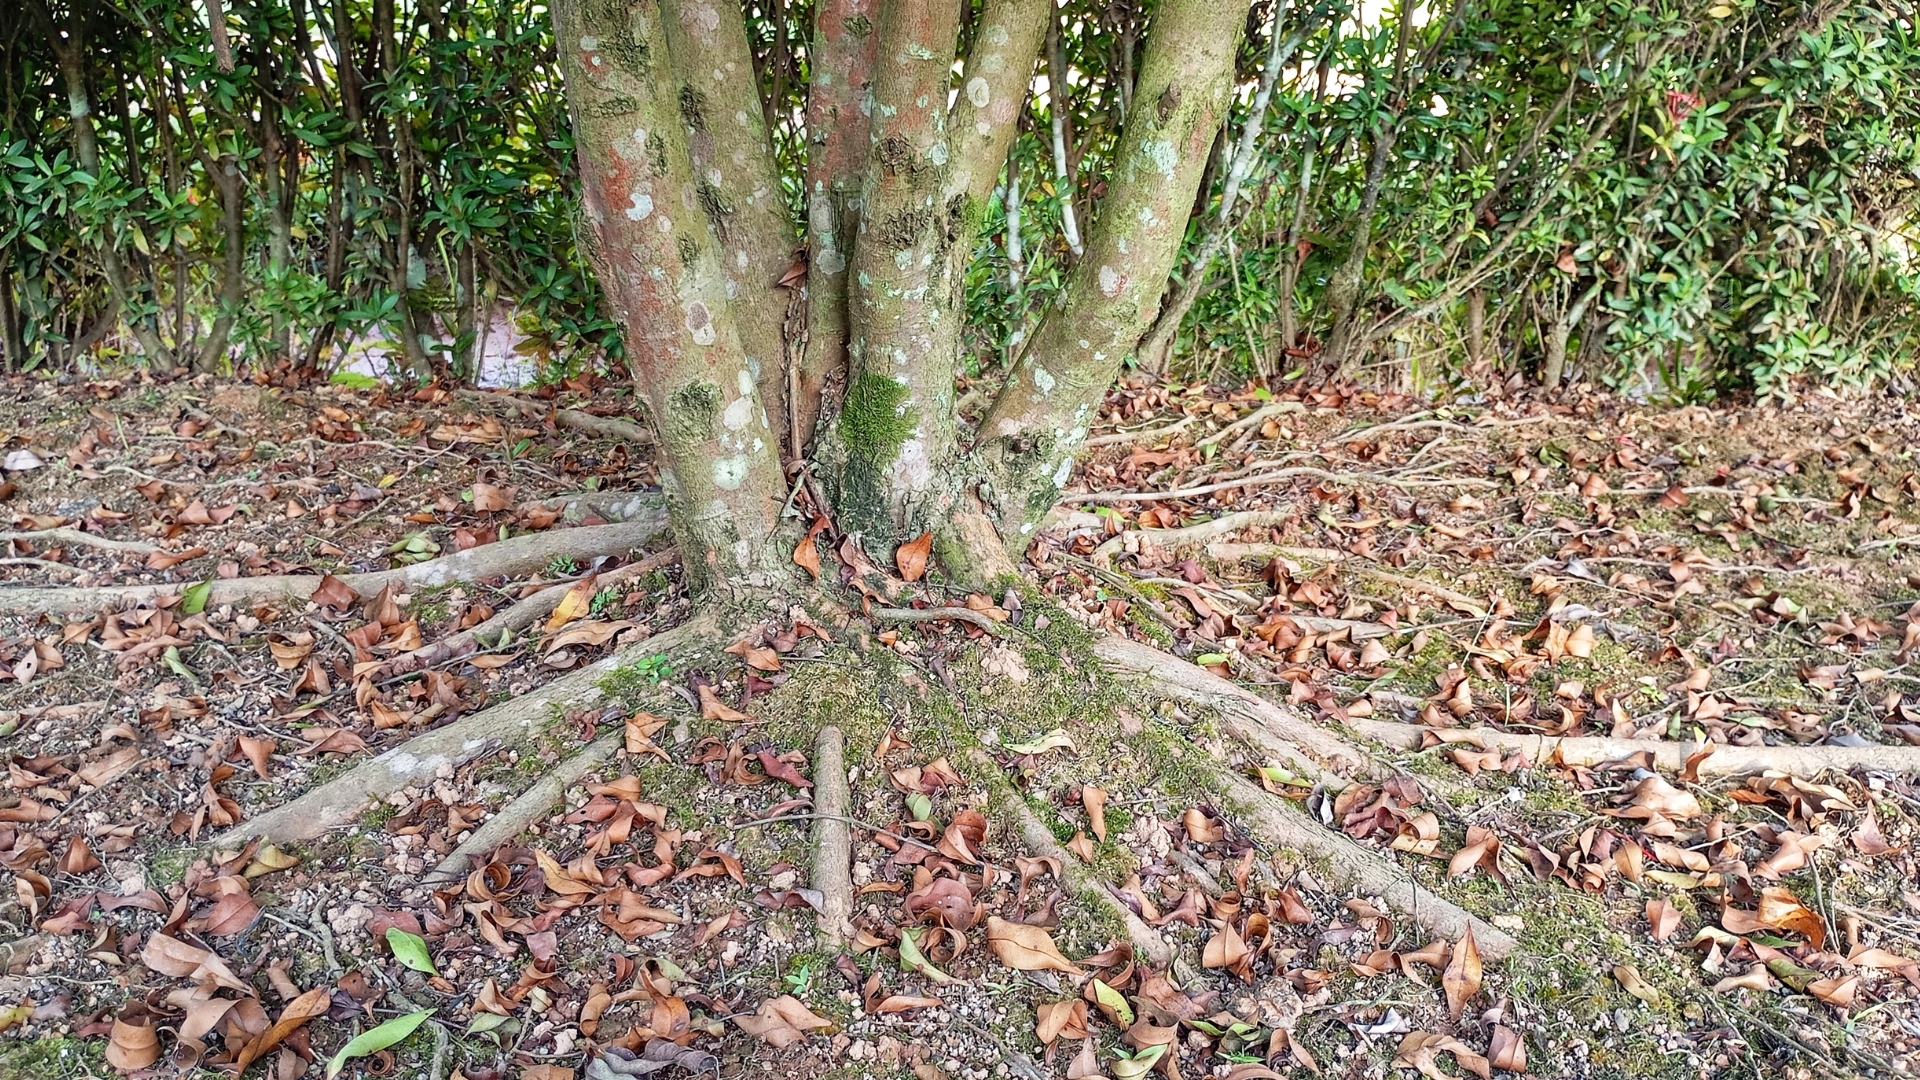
[1193,653,1229,666]
[326,1010,432,1079]
[466,1012,514,1035]
[1110,1044,1166,1080]
[385,927,438,975]
[897,927,954,984]
[1256,763,1312,788]
[181,579,213,615]
[162,646,195,681]
[1090,978,1133,1026]
[906,792,934,822]
[329,371,381,389]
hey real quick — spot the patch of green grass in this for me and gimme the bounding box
[0,1035,109,1079]
[148,843,195,885]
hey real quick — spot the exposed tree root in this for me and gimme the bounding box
[1351,718,1920,779]
[536,491,671,526]
[1083,517,1486,617]
[1206,543,1487,613]
[0,516,667,618]
[1094,635,1370,783]
[220,611,718,846]
[0,527,161,554]
[1082,415,1196,449]
[1093,636,1518,960]
[0,932,47,974]
[810,726,854,946]
[1209,766,1519,960]
[1089,510,1309,566]
[972,748,1175,969]
[370,548,679,681]
[1069,466,1497,505]
[455,388,653,445]
[423,728,624,884]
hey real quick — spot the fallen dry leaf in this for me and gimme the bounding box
[698,684,751,723]
[105,1003,159,1073]
[1393,1031,1490,1080]
[545,572,599,631]
[1722,886,1827,950]
[986,916,1080,974]
[895,531,933,582]
[1613,963,1661,1004]
[1441,925,1482,1020]
[733,995,834,1048]
[1488,1025,1526,1072]
[1083,786,1108,842]
[141,932,248,991]
[1036,999,1089,1045]
[231,986,329,1074]
[1646,897,1682,942]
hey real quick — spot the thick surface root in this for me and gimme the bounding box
[456,388,653,445]
[1093,635,1518,960]
[810,727,854,945]
[1094,635,1370,782]
[975,748,1176,969]
[425,729,625,884]
[1353,718,1920,779]
[371,548,678,681]
[219,611,716,846]
[1208,767,1519,960]
[0,515,666,618]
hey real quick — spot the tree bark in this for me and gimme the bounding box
[973,0,1252,547]
[659,0,796,447]
[796,0,878,451]
[823,0,969,540]
[552,0,790,589]
[1135,9,1304,375]
[1043,9,1083,257]
[1465,287,1485,369]
[0,248,22,371]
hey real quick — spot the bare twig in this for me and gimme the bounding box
[0,517,668,618]
[872,605,1004,635]
[1084,415,1197,448]
[455,388,652,445]
[423,728,625,884]
[368,547,678,681]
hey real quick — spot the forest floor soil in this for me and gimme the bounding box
[0,369,1915,1080]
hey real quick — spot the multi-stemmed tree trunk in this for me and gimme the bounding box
[552,0,1251,590]
[195,1,1536,963]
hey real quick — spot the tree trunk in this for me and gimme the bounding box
[554,0,1245,585]
[1044,9,1083,257]
[0,248,22,371]
[795,0,878,451]
[973,0,1251,548]
[194,154,247,372]
[1134,8,1302,377]
[659,0,796,448]
[1465,287,1485,369]
[27,0,177,369]
[551,0,791,589]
